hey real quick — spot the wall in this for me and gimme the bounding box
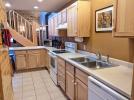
[83,0,130,61]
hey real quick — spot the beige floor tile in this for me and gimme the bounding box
[36,94,51,100]
[23,90,35,98]
[23,95,36,100]
[13,70,67,100]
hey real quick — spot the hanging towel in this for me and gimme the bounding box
[2,29,12,47]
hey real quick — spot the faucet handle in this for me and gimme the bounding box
[106,55,110,63]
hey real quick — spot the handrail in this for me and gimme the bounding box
[7,10,33,42]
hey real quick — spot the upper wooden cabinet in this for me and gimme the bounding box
[57,12,62,25]
[113,0,134,37]
[48,15,58,37]
[67,1,91,37]
[61,9,67,24]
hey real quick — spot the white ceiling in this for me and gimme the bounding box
[5,0,71,12]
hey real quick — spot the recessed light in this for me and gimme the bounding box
[37,0,43,2]
[34,6,39,9]
[5,2,11,8]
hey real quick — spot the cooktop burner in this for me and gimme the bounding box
[52,50,70,54]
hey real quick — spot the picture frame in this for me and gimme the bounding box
[95,6,113,33]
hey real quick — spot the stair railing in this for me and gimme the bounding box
[7,10,33,42]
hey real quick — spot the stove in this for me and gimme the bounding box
[49,42,77,85]
[52,50,70,54]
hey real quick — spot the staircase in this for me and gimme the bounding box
[7,10,38,47]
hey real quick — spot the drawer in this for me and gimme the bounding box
[15,50,27,55]
[66,62,74,75]
[57,57,65,67]
[58,63,65,73]
[75,68,89,85]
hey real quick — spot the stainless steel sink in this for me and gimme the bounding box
[81,61,118,69]
[70,57,95,63]
[70,57,118,69]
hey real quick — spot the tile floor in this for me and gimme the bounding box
[12,70,67,100]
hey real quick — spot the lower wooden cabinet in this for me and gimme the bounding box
[66,71,75,100]
[57,57,66,91]
[15,49,47,70]
[75,78,88,100]
[65,62,88,100]
[27,50,40,68]
[15,51,27,70]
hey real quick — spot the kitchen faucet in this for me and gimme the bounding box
[96,52,102,61]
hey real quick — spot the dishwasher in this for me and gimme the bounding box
[88,77,129,100]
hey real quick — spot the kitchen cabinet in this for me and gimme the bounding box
[67,1,91,37]
[66,63,75,100]
[57,57,66,91]
[66,71,75,100]
[53,15,58,36]
[113,0,134,37]
[75,68,88,100]
[15,50,27,70]
[57,12,62,25]
[48,18,54,36]
[65,62,88,100]
[48,15,58,36]
[27,50,40,68]
[15,49,47,70]
[75,78,88,100]
[40,49,47,67]
[61,8,67,24]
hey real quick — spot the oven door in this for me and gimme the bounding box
[48,52,57,73]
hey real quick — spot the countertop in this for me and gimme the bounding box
[9,46,57,51]
[57,52,133,98]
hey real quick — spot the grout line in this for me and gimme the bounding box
[31,71,38,100]
[39,70,53,100]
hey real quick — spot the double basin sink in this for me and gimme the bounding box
[70,57,118,69]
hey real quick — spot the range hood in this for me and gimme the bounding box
[56,23,67,30]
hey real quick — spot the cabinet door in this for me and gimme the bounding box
[48,19,51,36]
[61,9,67,24]
[66,71,74,100]
[48,18,54,36]
[67,2,77,37]
[53,15,58,36]
[15,53,27,70]
[114,0,134,37]
[40,49,46,67]
[75,78,88,100]
[28,50,40,68]
[57,12,62,25]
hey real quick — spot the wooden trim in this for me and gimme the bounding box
[131,66,134,100]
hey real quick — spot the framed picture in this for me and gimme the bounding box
[95,6,113,33]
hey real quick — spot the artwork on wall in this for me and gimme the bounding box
[95,6,113,33]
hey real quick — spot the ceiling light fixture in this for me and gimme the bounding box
[37,0,43,2]
[5,2,11,8]
[34,6,39,9]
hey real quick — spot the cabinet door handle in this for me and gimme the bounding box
[74,82,77,85]
[72,80,74,83]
